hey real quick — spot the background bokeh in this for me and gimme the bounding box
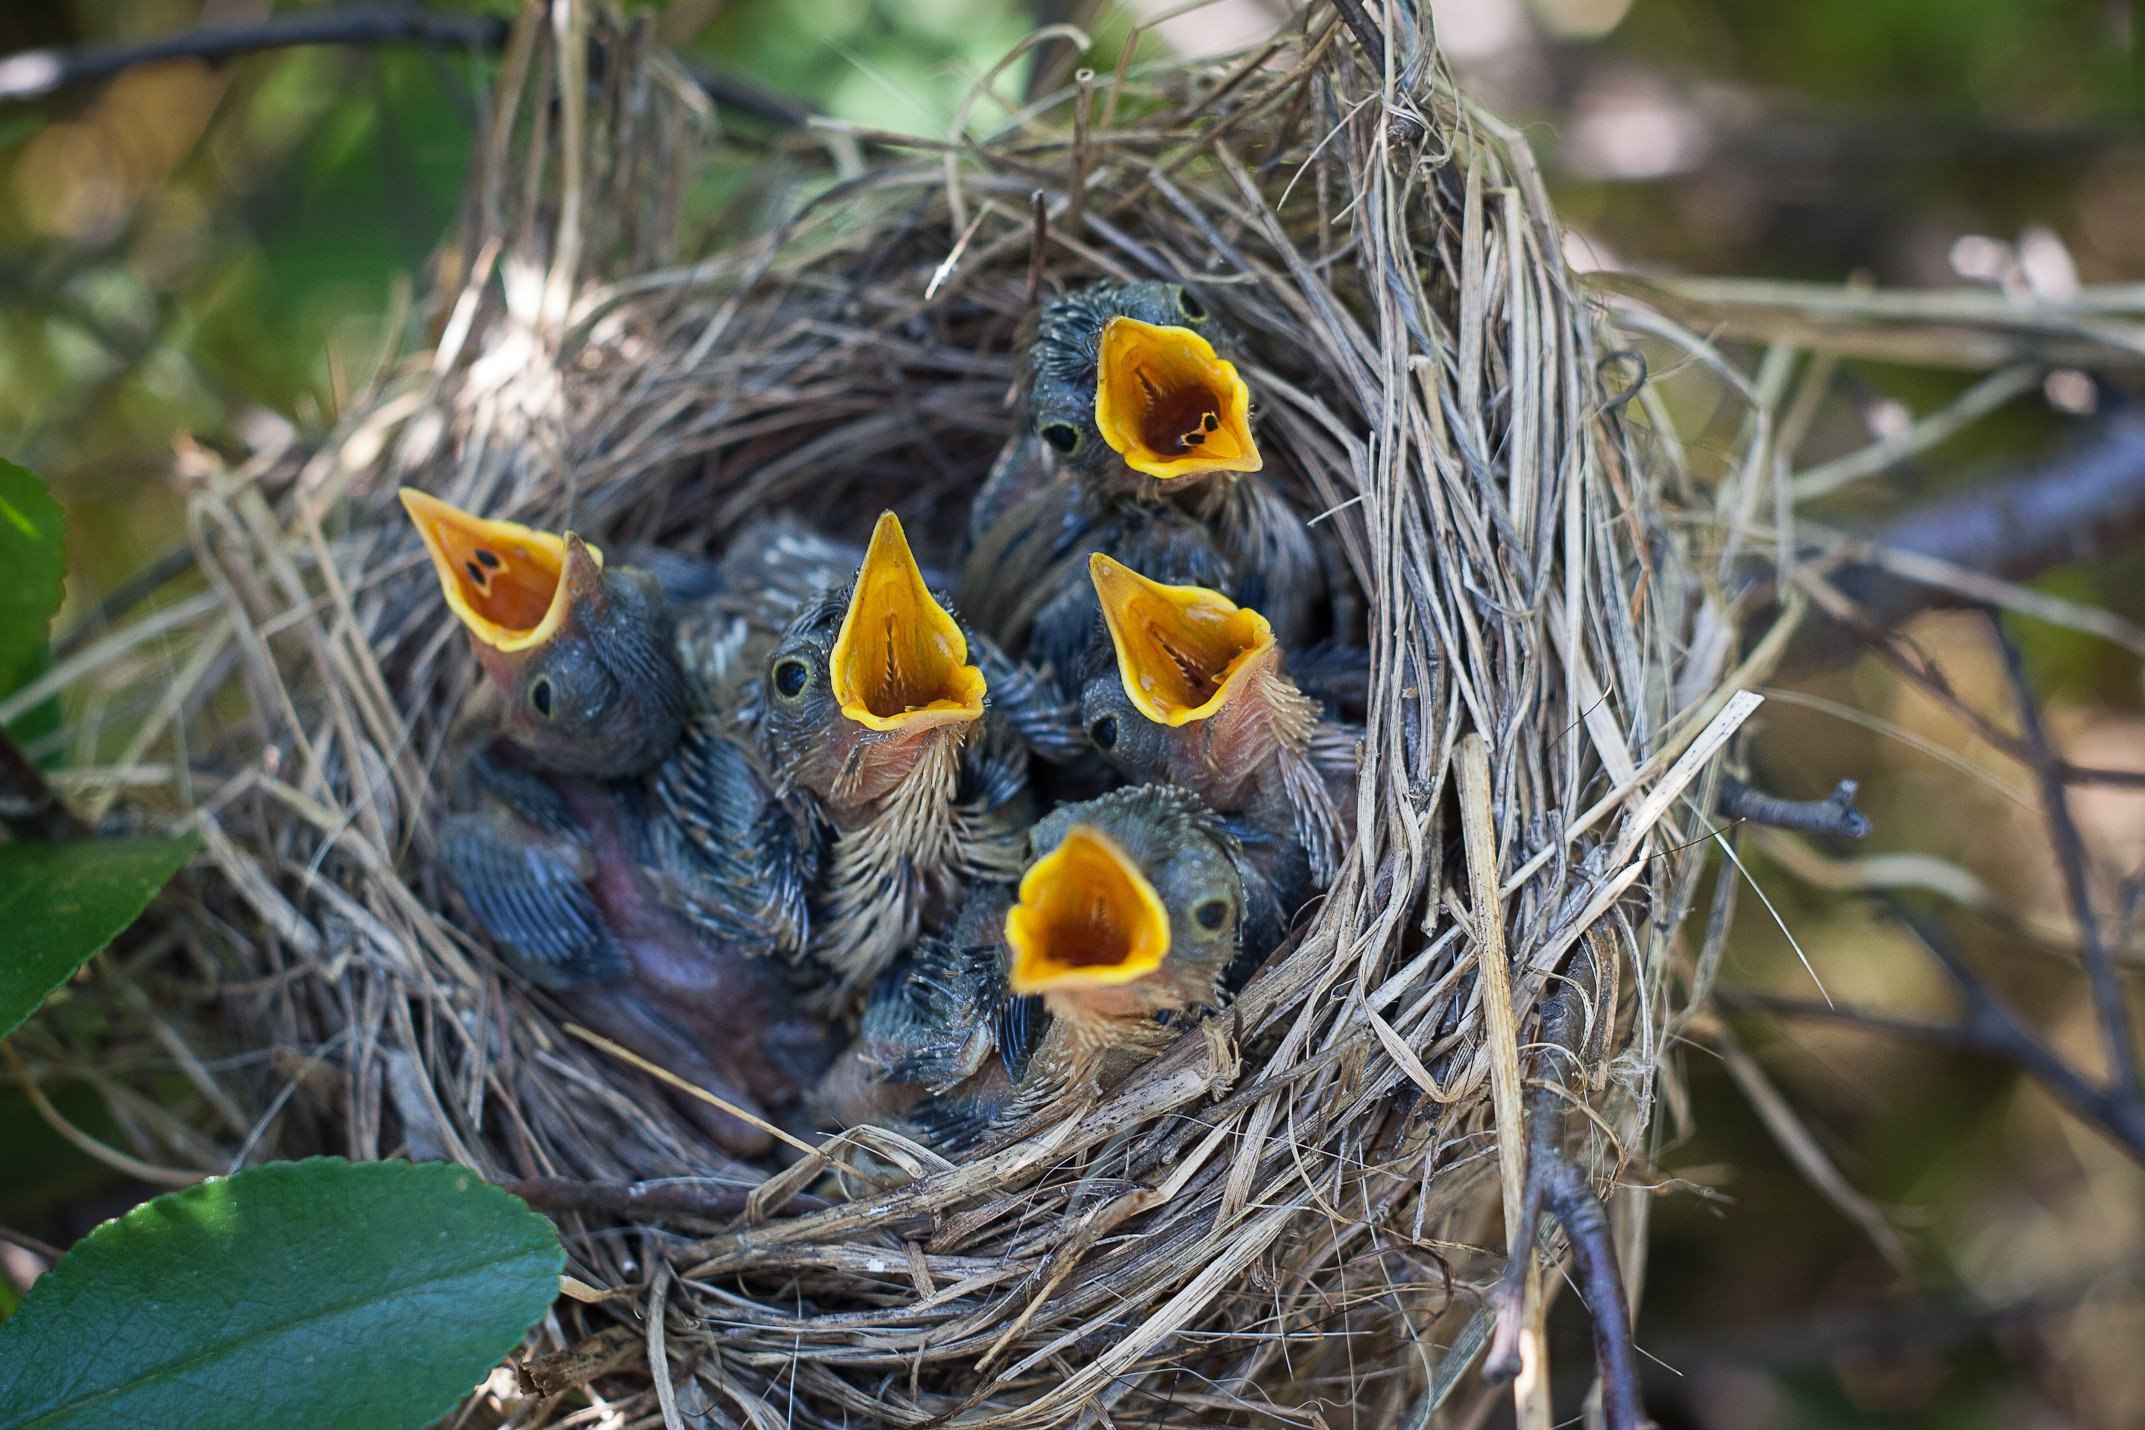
[2,2,2141,1426]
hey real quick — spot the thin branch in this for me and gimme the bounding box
[0,4,812,128]
[501,1175,825,1223]
[1795,571,2145,788]
[1328,0,1389,76]
[1785,410,2145,673]
[1717,777,1871,839]
[0,724,88,841]
[1480,947,1654,1430]
[1988,616,2140,1091]
[1720,900,2145,1164]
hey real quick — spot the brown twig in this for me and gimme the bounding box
[1481,947,1654,1430]
[1786,411,2145,669]
[1794,573,2145,788]
[501,1175,826,1222]
[1987,616,2140,1092]
[1720,900,2145,1163]
[0,3,811,128]
[1329,0,1389,77]
[1717,777,1871,839]
[0,724,87,841]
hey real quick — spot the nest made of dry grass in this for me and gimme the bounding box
[16,2,1803,1424]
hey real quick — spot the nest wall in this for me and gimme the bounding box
[37,2,1785,1424]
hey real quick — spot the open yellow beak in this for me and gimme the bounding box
[1093,316,1260,480]
[399,488,604,654]
[1005,825,1172,994]
[1089,553,1276,727]
[831,512,987,734]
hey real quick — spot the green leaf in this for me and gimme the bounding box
[0,1158,563,1430]
[0,834,198,1042]
[0,459,65,702]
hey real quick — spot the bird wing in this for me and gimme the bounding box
[647,715,821,956]
[438,809,627,988]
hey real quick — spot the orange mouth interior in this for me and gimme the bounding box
[831,511,987,733]
[1093,316,1260,480]
[399,488,601,653]
[1005,825,1172,993]
[1089,553,1275,727]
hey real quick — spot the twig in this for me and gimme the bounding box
[3,1044,206,1187]
[1026,189,1049,309]
[1707,1019,1912,1275]
[0,1222,63,1263]
[1717,777,1870,840]
[501,1175,826,1222]
[0,4,811,128]
[0,723,88,841]
[1481,947,1654,1430]
[1328,0,1388,77]
[1836,411,2145,632]
[53,545,198,661]
[1793,571,2145,787]
[1720,901,2145,1162]
[1987,617,2140,1092]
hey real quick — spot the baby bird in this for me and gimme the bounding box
[823,785,1256,1149]
[404,492,830,1155]
[401,489,687,778]
[961,281,1320,672]
[441,742,829,1159]
[1081,553,1358,887]
[759,511,1077,1008]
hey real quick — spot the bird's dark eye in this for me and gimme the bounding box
[1089,715,1118,751]
[1040,422,1081,455]
[772,657,810,699]
[1194,898,1230,931]
[1176,288,1209,321]
[529,676,554,719]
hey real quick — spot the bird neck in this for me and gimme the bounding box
[809,729,1022,999]
[1041,964,1216,1063]
[1192,651,1320,806]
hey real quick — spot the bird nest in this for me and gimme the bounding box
[37,2,1791,1425]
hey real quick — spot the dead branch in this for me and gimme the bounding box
[0,725,87,842]
[1480,945,1655,1430]
[1720,897,2145,1164]
[1988,615,2141,1092]
[501,1175,825,1222]
[1718,777,1871,839]
[0,4,811,128]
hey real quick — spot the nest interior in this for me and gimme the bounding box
[39,2,1787,1424]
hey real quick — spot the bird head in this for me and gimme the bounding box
[1023,282,1260,483]
[1088,552,1280,722]
[400,489,686,777]
[762,511,986,810]
[1004,785,1243,1025]
[1086,552,1320,804]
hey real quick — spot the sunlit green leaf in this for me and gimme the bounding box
[0,1158,563,1430]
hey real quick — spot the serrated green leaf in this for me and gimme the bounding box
[0,834,198,1042]
[0,1157,563,1430]
[0,460,65,702]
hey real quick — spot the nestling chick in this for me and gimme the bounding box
[402,489,688,778]
[669,514,864,712]
[439,741,832,1158]
[760,511,1077,1007]
[406,492,833,1152]
[962,281,1320,669]
[822,785,1255,1148]
[1082,554,1358,886]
